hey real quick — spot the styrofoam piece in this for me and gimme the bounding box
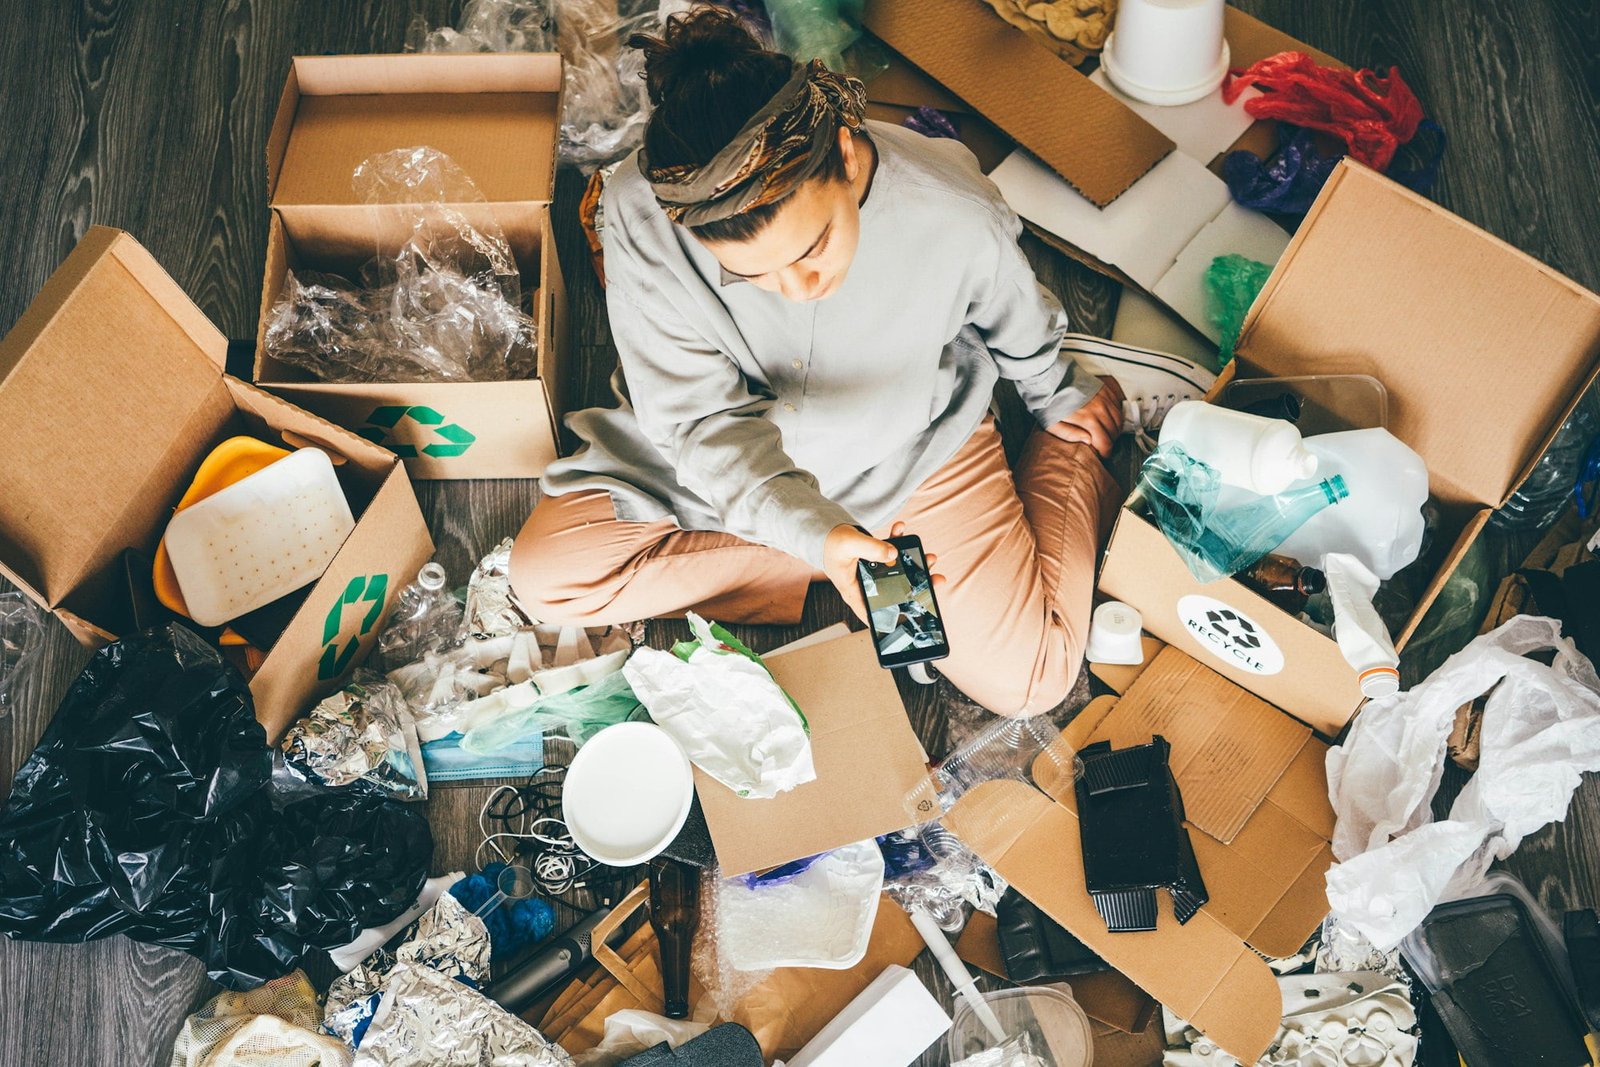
[990,149,1230,291]
[1088,66,1261,164]
[1152,202,1293,343]
[786,964,952,1067]
[1112,287,1218,367]
[162,447,354,626]
[564,722,695,866]
[720,840,886,972]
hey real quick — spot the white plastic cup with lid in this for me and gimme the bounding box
[1102,0,1230,106]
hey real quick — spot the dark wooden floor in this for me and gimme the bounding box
[2,1,1598,1064]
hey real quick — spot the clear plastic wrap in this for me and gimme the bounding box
[0,591,47,721]
[1493,387,1600,532]
[263,146,536,385]
[407,0,555,53]
[378,562,464,672]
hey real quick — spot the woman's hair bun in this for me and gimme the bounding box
[630,7,771,107]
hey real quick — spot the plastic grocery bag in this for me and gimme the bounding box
[623,614,815,798]
[0,624,433,988]
[1325,615,1600,950]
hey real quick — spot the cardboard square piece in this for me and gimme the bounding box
[694,629,933,876]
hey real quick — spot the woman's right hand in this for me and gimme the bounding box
[824,524,899,614]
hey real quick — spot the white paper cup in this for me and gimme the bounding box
[1103,0,1229,106]
[564,721,695,867]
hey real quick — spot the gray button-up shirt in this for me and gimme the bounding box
[542,121,1100,568]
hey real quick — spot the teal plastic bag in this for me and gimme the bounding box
[459,671,645,755]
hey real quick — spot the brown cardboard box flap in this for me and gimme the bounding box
[694,630,934,876]
[1237,160,1600,512]
[861,0,1172,207]
[946,777,1283,1063]
[0,227,231,608]
[268,53,561,210]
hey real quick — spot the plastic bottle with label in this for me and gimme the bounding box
[1159,401,1319,495]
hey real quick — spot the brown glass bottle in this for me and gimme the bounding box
[1240,554,1326,613]
[649,856,701,1019]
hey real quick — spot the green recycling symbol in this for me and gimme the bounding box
[359,405,477,459]
[318,573,390,680]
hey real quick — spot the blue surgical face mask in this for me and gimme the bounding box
[421,731,543,782]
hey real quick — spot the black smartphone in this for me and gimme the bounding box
[856,534,950,669]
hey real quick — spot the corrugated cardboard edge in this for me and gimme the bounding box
[861,0,1173,207]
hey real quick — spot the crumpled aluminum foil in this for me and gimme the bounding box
[325,890,493,1045]
[283,678,427,801]
[463,538,527,639]
[355,961,573,1066]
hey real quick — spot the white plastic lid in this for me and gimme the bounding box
[1359,667,1401,698]
[563,722,694,866]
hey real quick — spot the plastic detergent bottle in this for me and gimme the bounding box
[1195,476,1349,576]
[1160,400,1319,495]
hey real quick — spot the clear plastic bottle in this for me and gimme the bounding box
[377,562,462,669]
[1195,475,1349,576]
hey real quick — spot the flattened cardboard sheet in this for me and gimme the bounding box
[861,0,1172,207]
[693,630,934,876]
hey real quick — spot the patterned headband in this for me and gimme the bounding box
[641,59,868,228]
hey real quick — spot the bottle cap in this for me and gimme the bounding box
[1086,601,1145,666]
[1359,666,1401,698]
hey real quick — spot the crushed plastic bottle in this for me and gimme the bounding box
[377,562,463,670]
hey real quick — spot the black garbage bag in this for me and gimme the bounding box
[0,624,433,988]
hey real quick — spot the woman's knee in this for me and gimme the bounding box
[957,627,1082,718]
[508,500,620,625]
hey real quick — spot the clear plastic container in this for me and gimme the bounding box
[948,986,1094,1067]
[1222,373,1389,436]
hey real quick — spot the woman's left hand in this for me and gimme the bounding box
[1046,375,1125,458]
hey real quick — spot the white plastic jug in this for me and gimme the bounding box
[1159,400,1319,495]
[1275,428,1429,580]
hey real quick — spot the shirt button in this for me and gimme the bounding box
[783,402,797,413]
[791,358,803,370]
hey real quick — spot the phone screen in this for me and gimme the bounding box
[857,537,949,668]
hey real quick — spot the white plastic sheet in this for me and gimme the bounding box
[1325,615,1600,949]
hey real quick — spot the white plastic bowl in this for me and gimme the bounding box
[563,721,694,867]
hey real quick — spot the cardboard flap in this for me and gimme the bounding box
[269,54,560,208]
[0,227,230,608]
[1082,648,1311,843]
[861,0,1172,207]
[947,778,1284,1063]
[693,630,935,875]
[1236,161,1600,510]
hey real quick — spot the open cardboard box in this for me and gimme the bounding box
[1100,160,1600,734]
[945,648,1336,1063]
[255,54,571,480]
[0,227,434,740]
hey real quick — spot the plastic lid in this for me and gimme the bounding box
[948,986,1093,1066]
[1359,666,1401,698]
[564,722,695,866]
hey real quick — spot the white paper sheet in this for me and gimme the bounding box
[1088,67,1262,163]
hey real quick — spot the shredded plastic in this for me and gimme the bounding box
[264,146,536,385]
[0,590,46,721]
[1222,51,1425,171]
[1204,253,1273,366]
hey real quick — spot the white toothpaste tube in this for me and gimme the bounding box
[1324,552,1401,698]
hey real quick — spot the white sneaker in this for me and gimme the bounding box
[1061,333,1217,435]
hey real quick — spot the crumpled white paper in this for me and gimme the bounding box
[623,615,815,798]
[570,1010,710,1067]
[1325,615,1600,949]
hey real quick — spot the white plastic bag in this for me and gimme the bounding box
[623,615,815,798]
[1325,615,1600,949]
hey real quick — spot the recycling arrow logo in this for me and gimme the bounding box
[359,405,477,459]
[318,572,390,680]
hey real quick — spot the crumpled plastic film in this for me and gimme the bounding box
[169,970,353,1067]
[355,961,573,1066]
[407,0,554,53]
[281,675,427,801]
[1325,615,1600,950]
[1204,254,1273,368]
[0,624,433,988]
[0,590,47,721]
[264,146,536,385]
[464,537,526,638]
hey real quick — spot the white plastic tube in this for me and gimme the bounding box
[1325,552,1401,699]
[908,908,1006,1043]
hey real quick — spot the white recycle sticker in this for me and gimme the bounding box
[1176,594,1285,676]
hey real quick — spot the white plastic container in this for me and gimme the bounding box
[1086,601,1145,665]
[1159,400,1319,495]
[1274,428,1430,580]
[1102,0,1229,107]
[562,722,694,866]
[1324,552,1401,699]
